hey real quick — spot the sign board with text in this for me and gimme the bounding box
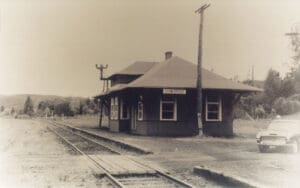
[163,89,186,95]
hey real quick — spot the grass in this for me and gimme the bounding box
[62,115,103,129]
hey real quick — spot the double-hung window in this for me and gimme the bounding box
[120,99,129,120]
[110,97,119,120]
[206,94,222,121]
[160,95,177,121]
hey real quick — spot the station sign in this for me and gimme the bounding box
[163,88,186,95]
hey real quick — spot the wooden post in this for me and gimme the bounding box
[99,99,103,128]
[95,64,109,128]
[195,4,210,136]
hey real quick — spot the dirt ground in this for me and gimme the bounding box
[0,118,101,188]
[62,115,300,188]
[2,116,300,187]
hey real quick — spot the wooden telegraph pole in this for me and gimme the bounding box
[95,64,109,128]
[195,4,210,136]
[96,64,109,92]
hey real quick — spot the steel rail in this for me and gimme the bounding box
[47,120,195,188]
[128,156,195,188]
[48,124,125,188]
[50,120,152,154]
[49,121,121,155]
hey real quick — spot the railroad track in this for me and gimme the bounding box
[49,120,148,155]
[47,121,195,188]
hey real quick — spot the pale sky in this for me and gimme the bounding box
[0,0,300,97]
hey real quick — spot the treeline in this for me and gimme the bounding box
[236,25,300,118]
[236,68,300,119]
[16,96,99,118]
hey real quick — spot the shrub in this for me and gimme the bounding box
[254,105,266,119]
[289,94,300,101]
[54,101,75,116]
[274,97,300,115]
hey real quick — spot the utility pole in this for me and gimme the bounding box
[195,4,210,136]
[95,64,109,128]
[95,64,109,92]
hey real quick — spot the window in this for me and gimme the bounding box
[160,95,177,121]
[110,97,119,120]
[206,94,222,121]
[138,101,143,121]
[120,99,129,120]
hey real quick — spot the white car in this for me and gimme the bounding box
[256,119,300,153]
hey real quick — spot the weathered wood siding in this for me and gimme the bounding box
[105,89,236,137]
[132,89,199,136]
[202,91,235,137]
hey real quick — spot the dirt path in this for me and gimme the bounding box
[0,118,100,188]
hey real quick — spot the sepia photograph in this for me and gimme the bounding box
[1,0,300,187]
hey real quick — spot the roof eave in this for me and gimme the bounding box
[95,86,262,97]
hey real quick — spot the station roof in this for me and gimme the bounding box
[108,61,157,79]
[97,56,262,97]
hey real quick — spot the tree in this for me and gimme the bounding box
[44,107,50,117]
[85,98,96,114]
[86,98,91,107]
[24,96,34,116]
[0,106,4,112]
[281,77,296,97]
[263,69,282,112]
[287,24,300,92]
[10,107,15,115]
[54,101,74,116]
[292,66,300,92]
[38,101,48,111]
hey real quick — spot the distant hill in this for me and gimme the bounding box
[0,94,86,111]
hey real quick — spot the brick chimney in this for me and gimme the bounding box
[165,51,173,60]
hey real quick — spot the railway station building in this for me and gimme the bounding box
[95,52,260,137]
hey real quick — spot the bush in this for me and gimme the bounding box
[15,114,31,119]
[289,94,300,101]
[274,97,300,115]
[254,105,266,118]
[54,101,75,116]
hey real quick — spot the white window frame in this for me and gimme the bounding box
[137,101,143,121]
[110,97,119,120]
[160,97,177,121]
[120,99,129,120]
[205,94,222,122]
